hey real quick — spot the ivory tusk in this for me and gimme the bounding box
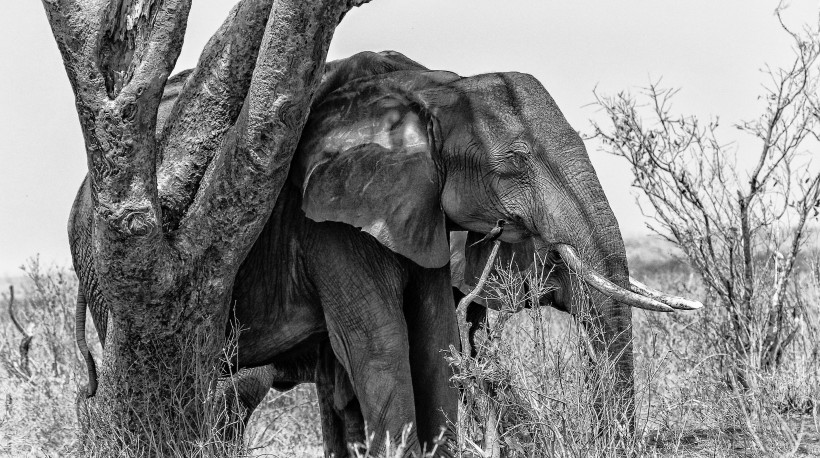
[554,244,674,313]
[629,277,703,310]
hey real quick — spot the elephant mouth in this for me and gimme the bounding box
[553,244,703,312]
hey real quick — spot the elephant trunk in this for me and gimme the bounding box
[532,145,641,425]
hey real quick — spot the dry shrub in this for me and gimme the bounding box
[449,259,653,457]
[633,246,820,457]
[0,257,84,455]
[592,7,820,396]
[450,247,820,457]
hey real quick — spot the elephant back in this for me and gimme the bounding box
[314,51,429,109]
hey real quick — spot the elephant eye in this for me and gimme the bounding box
[488,140,530,175]
[505,142,530,169]
[508,150,526,168]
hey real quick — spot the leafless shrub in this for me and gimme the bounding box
[0,258,84,455]
[5,286,33,377]
[592,7,820,393]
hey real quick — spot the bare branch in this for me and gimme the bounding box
[592,5,820,374]
[40,0,108,109]
[6,285,33,377]
[7,286,26,337]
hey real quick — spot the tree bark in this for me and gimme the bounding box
[42,0,371,454]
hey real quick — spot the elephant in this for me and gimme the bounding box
[72,50,700,456]
[207,50,700,453]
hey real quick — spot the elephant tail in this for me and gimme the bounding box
[75,285,98,397]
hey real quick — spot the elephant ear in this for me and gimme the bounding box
[452,231,535,307]
[294,79,450,268]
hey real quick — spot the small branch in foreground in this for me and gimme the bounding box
[456,241,501,355]
[453,240,503,458]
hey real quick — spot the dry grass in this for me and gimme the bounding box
[630,241,820,457]
[0,259,320,458]
[0,258,85,456]
[1,242,818,456]
[447,240,819,457]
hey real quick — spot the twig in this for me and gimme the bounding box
[456,241,501,356]
[454,241,503,457]
[8,286,23,335]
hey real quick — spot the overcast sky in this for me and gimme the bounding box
[1,1,817,277]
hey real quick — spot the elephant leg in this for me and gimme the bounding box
[314,242,420,455]
[315,349,367,457]
[323,306,417,454]
[404,265,459,454]
[319,340,368,456]
[340,397,365,448]
[316,341,352,458]
[332,355,365,448]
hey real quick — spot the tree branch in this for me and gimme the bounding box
[173,0,361,274]
[157,0,275,232]
[41,0,107,110]
[7,286,26,337]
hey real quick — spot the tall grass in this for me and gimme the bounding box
[450,257,650,457]
[0,258,321,457]
[2,245,818,456]
[0,258,84,455]
[631,248,820,457]
[449,245,820,457]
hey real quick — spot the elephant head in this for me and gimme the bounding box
[292,63,700,418]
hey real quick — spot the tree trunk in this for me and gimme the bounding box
[43,0,372,454]
[82,317,226,454]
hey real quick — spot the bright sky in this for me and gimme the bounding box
[1,1,817,277]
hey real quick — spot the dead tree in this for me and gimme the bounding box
[41,0,371,453]
[592,9,820,388]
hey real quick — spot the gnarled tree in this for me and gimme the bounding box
[41,0,370,453]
